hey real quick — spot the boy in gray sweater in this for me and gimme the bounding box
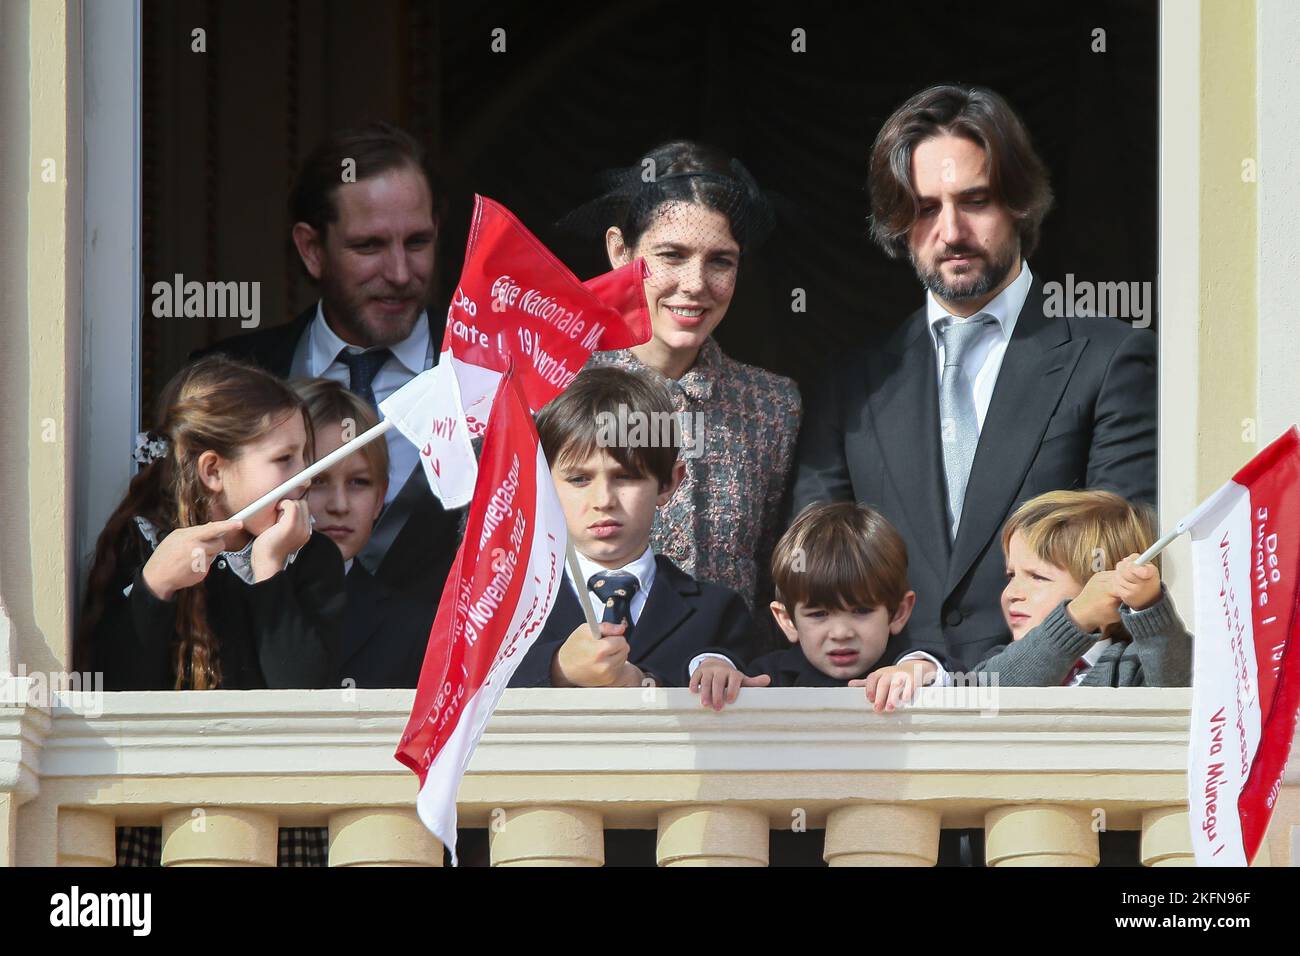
[972,490,1191,687]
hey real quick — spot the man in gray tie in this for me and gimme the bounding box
[791,83,1156,673]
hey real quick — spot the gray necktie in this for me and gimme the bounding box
[937,316,994,538]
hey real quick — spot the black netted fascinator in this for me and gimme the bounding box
[557,140,777,253]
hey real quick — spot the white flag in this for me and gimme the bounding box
[379,352,502,509]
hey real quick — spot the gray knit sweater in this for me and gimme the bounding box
[969,586,1192,687]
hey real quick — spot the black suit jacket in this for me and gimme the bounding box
[194,305,463,605]
[507,555,760,688]
[93,529,345,691]
[743,643,854,687]
[334,561,435,689]
[791,278,1157,671]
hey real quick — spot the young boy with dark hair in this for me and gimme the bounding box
[692,501,948,712]
[508,366,760,690]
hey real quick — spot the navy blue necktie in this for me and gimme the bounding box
[335,347,392,410]
[587,570,639,635]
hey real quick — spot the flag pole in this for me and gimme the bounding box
[564,540,603,637]
[1133,483,1237,566]
[1134,524,1183,566]
[230,420,394,523]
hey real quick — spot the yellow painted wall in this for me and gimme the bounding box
[1199,0,1258,498]
[7,0,81,673]
[0,0,33,671]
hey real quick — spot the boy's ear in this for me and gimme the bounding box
[657,460,686,506]
[888,590,917,635]
[196,450,225,496]
[605,226,631,269]
[770,601,800,644]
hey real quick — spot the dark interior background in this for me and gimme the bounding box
[141,0,1158,422]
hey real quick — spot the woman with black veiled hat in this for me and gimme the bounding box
[563,140,802,617]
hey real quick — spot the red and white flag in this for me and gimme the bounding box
[379,357,498,509]
[393,363,568,862]
[386,198,650,861]
[380,195,649,507]
[1187,426,1300,865]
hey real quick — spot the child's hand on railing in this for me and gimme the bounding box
[689,660,771,712]
[851,659,936,713]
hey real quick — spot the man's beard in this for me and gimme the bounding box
[319,271,426,349]
[913,243,1016,304]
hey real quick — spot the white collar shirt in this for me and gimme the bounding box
[567,545,658,626]
[290,302,435,505]
[925,260,1034,432]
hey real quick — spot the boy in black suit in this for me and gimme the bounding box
[294,378,433,689]
[508,366,760,691]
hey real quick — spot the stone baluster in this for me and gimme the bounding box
[489,806,604,866]
[824,803,941,867]
[985,804,1098,867]
[656,805,768,867]
[57,808,117,866]
[328,808,443,866]
[1140,806,1195,867]
[161,808,277,867]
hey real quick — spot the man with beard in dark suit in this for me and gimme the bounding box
[792,82,1156,866]
[199,122,461,605]
[794,83,1156,673]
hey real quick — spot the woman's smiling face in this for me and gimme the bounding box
[613,201,740,358]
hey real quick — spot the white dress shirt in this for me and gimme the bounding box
[1067,636,1114,686]
[290,302,434,506]
[893,649,953,687]
[566,545,732,678]
[925,260,1033,432]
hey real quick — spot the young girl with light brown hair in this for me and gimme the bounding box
[76,355,344,691]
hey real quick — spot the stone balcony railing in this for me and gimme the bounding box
[1,683,1297,867]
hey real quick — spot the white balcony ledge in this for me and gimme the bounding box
[2,685,1296,866]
